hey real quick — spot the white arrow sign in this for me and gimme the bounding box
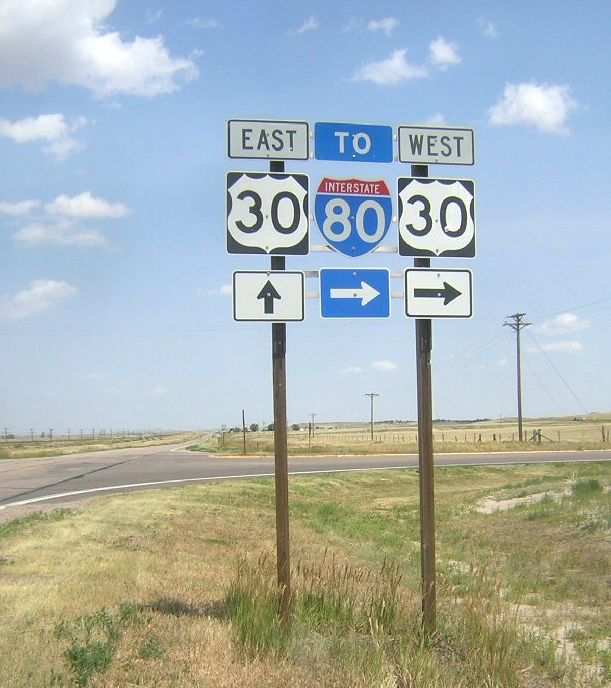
[405,269,473,318]
[330,281,380,306]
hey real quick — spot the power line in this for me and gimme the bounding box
[525,331,589,415]
[530,296,611,324]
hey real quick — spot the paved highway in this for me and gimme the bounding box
[1,442,609,521]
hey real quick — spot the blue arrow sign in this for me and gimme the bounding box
[320,268,390,318]
[314,122,393,163]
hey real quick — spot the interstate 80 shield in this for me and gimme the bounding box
[314,178,392,257]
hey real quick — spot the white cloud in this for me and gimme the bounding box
[199,284,232,296]
[371,360,397,372]
[0,113,87,160]
[539,312,590,335]
[342,366,363,374]
[186,17,220,29]
[367,17,399,36]
[497,357,508,367]
[13,221,106,247]
[536,341,583,353]
[145,9,162,25]
[45,192,130,219]
[85,372,106,380]
[290,16,319,35]
[429,37,462,70]
[478,19,498,39]
[341,18,361,34]
[0,0,198,98]
[0,199,40,216]
[0,279,78,319]
[353,49,428,86]
[489,82,578,135]
[425,113,447,126]
[150,385,169,397]
[3,192,128,247]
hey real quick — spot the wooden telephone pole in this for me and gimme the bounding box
[504,313,531,442]
[364,393,379,440]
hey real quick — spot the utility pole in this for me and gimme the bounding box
[365,393,380,441]
[242,409,247,455]
[309,413,317,437]
[504,313,531,442]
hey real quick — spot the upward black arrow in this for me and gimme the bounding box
[414,282,461,305]
[257,280,281,314]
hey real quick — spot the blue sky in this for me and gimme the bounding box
[1,1,610,433]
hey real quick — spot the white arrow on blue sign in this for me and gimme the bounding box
[314,122,393,163]
[320,268,390,319]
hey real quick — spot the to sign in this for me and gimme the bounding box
[398,126,474,165]
[227,172,309,255]
[314,122,393,163]
[405,269,473,318]
[320,268,390,318]
[233,271,304,321]
[228,120,309,160]
[315,178,392,257]
[398,177,475,258]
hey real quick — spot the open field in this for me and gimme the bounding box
[211,414,611,456]
[0,432,201,461]
[0,461,608,687]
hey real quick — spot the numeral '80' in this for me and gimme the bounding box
[322,198,387,243]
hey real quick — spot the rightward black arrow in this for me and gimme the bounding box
[414,282,461,305]
[257,280,282,314]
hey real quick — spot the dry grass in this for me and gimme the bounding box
[0,432,201,461]
[0,462,608,686]
[208,415,611,456]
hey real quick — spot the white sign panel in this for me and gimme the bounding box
[228,120,309,160]
[233,271,305,321]
[227,172,309,255]
[405,269,473,318]
[398,177,475,258]
[398,126,475,165]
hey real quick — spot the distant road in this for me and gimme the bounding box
[1,443,609,520]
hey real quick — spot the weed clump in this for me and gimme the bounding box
[225,553,579,687]
[572,479,603,497]
[54,603,160,686]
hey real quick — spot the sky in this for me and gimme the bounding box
[1,0,610,434]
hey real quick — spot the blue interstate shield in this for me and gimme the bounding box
[314,178,392,257]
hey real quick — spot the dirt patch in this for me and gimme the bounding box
[474,487,571,514]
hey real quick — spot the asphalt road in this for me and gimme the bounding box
[1,442,609,521]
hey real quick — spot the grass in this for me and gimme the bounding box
[0,432,201,461]
[0,461,608,686]
[195,416,611,456]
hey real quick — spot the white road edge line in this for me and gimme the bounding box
[0,457,606,511]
